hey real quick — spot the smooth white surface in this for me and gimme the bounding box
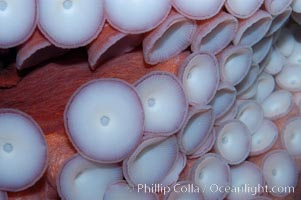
[105,0,171,33]
[282,117,301,156]
[276,64,301,91]
[255,73,275,103]
[267,7,291,36]
[238,80,258,99]
[0,0,35,48]
[104,181,157,200]
[263,47,285,75]
[268,0,291,14]
[216,103,238,124]
[275,28,295,57]
[215,120,251,164]
[253,36,273,64]
[236,64,259,95]
[0,110,47,191]
[251,119,278,155]
[262,150,297,197]
[59,155,123,200]
[127,137,178,185]
[287,39,301,65]
[161,152,186,186]
[181,109,213,153]
[191,12,238,54]
[66,79,143,162]
[228,162,263,200]
[183,54,219,105]
[146,19,195,64]
[236,101,264,133]
[192,153,230,200]
[222,48,252,85]
[240,18,272,45]
[172,0,224,19]
[234,11,272,46]
[201,19,236,53]
[226,0,263,17]
[211,85,236,118]
[136,72,186,134]
[261,90,292,119]
[292,0,301,12]
[38,0,104,47]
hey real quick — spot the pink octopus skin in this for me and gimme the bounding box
[1,1,301,200]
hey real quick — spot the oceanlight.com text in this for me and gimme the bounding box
[136,183,295,196]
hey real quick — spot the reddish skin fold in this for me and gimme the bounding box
[0,64,21,89]
[0,50,20,88]
[0,49,9,55]
[46,132,76,189]
[16,29,68,70]
[87,24,143,70]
